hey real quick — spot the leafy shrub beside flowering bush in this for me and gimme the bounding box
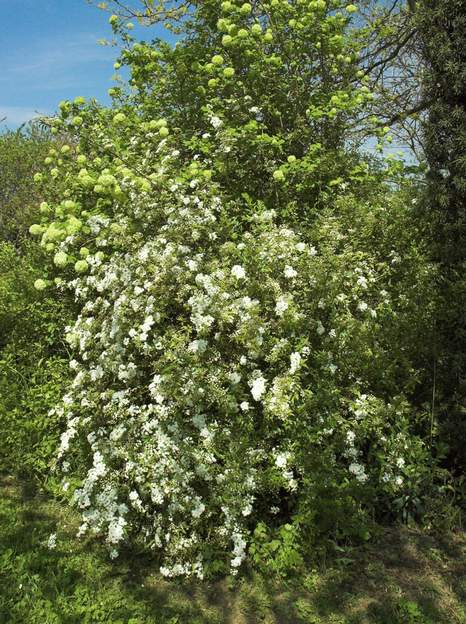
[23,0,438,578]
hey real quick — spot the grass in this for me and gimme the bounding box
[1,474,465,624]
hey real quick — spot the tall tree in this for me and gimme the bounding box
[416,0,466,471]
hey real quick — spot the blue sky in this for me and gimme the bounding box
[0,0,167,128]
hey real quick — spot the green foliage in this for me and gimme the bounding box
[249,521,305,576]
[0,123,51,245]
[0,0,460,587]
[0,126,71,484]
[417,0,466,473]
[18,0,448,577]
[0,241,72,481]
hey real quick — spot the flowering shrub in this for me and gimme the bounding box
[28,0,435,577]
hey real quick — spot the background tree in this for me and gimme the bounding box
[416,0,466,473]
[0,123,51,246]
[0,125,72,481]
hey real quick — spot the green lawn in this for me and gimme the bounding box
[1,474,465,624]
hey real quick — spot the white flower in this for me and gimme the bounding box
[289,352,301,374]
[357,301,368,312]
[296,242,306,252]
[317,322,325,335]
[188,339,208,353]
[284,265,297,279]
[229,372,241,384]
[108,516,127,544]
[231,265,246,279]
[275,453,288,468]
[47,533,57,549]
[349,462,368,483]
[242,503,253,516]
[240,401,250,412]
[275,296,289,316]
[250,375,266,401]
[210,116,222,129]
[192,502,206,518]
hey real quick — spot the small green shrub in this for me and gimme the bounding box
[0,241,71,482]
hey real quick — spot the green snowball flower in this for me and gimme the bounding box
[34,279,47,291]
[273,170,286,182]
[222,35,233,46]
[54,251,69,268]
[346,4,357,13]
[212,55,224,65]
[66,217,83,235]
[113,112,127,124]
[29,224,43,236]
[223,67,235,78]
[63,200,78,211]
[159,127,170,137]
[74,260,89,274]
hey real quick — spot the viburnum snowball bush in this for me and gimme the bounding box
[30,0,434,577]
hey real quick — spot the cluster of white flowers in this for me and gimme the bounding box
[35,109,426,577]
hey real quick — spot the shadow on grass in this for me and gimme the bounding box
[1,474,465,624]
